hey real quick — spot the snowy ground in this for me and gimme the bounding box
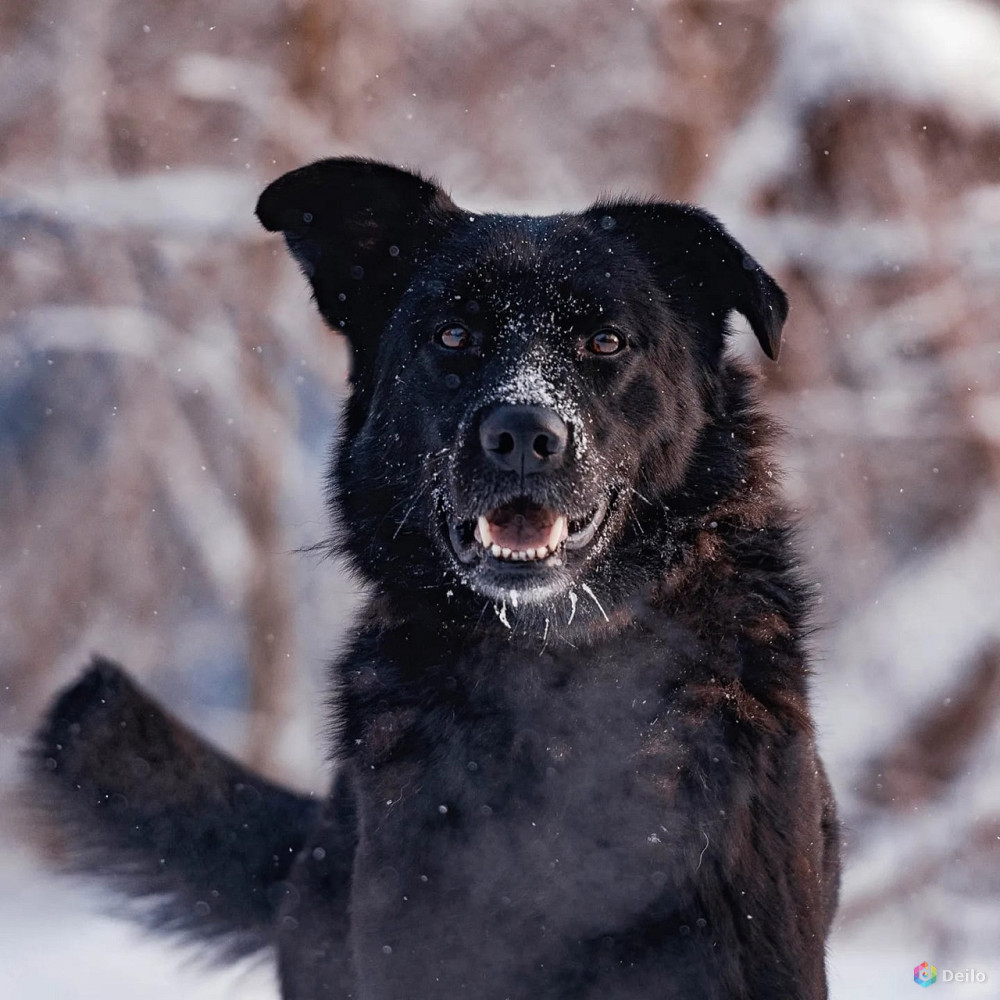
[0,841,278,1000]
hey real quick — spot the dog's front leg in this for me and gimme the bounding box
[277,771,359,999]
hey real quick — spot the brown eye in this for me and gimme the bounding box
[436,324,471,350]
[587,330,624,355]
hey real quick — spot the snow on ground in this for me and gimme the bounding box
[0,841,277,1000]
[829,941,995,1000]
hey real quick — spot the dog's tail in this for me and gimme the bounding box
[28,656,321,961]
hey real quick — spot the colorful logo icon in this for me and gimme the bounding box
[914,962,937,987]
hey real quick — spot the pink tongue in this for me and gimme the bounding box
[488,506,555,550]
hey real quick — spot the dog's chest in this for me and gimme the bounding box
[347,633,719,953]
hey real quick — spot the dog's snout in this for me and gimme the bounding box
[479,405,569,473]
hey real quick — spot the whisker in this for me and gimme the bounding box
[630,486,654,506]
[580,582,610,622]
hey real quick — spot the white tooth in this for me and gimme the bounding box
[514,551,525,561]
[491,543,502,558]
[525,548,537,560]
[501,547,512,559]
[477,516,493,548]
[547,515,568,552]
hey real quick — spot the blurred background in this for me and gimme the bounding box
[1,0,999,996]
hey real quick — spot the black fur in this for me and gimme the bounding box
[31,158,838,998]
[32,656,318,960]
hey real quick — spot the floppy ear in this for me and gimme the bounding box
[586,201,788,361]
[256,158,458,349]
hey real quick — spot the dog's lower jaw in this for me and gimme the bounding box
[474,575,575,610]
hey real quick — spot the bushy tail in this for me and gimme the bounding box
[28,656,320,961]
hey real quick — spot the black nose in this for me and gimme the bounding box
[479,405,569,474]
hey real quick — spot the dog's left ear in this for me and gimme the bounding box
[586,202,787,361]
[256,157,458,351]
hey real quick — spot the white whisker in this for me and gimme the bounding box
[495,601,511,629]
[581,582,610,622]
[696,831,711,871]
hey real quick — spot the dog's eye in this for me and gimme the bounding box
[586,330,624,355]
[436,324,471,350]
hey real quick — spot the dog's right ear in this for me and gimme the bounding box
[256,158,457,349]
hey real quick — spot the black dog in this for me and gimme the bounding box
[33,158,839,999]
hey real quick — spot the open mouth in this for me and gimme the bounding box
[448,496,608,567]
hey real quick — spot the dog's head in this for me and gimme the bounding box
[257,158,786,627]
